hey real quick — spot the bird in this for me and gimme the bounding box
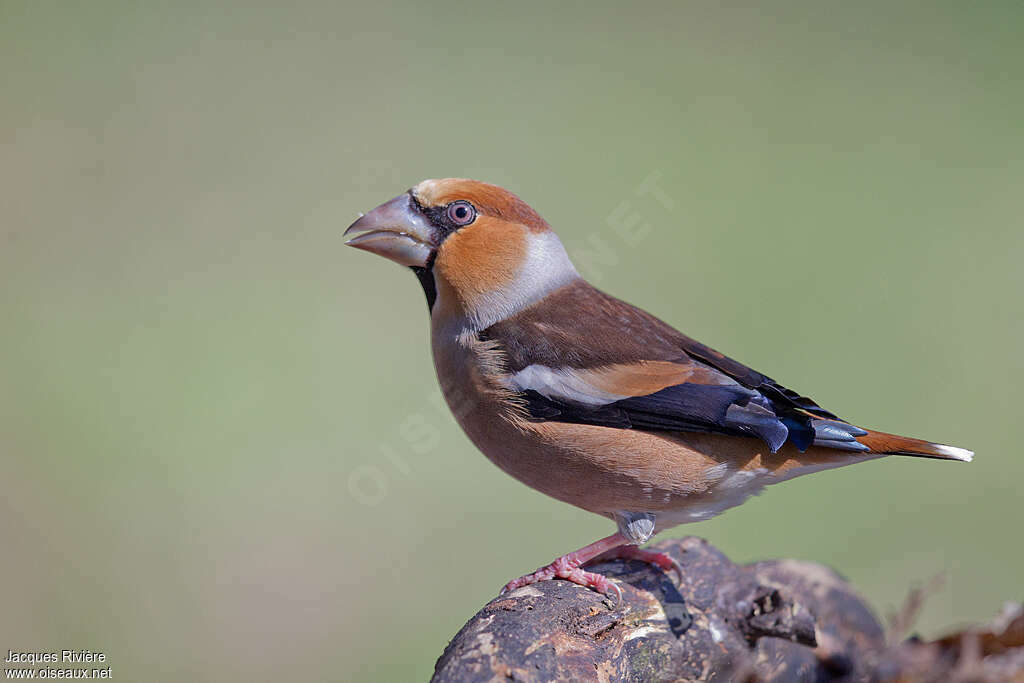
[344,178,973,602]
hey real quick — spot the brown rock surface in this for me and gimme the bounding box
[433,537,1023,682]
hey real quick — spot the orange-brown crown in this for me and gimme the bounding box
[412,179,551,233]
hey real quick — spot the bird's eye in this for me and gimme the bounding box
[446,201,476,226]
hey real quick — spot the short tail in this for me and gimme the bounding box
[856,429,974,462]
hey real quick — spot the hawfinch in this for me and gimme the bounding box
[345,178,973,601]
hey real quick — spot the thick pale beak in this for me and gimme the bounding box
[344,192,436,267]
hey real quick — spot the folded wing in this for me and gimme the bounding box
[483,280,869,454]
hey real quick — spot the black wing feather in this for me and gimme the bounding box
[489,280,864,453]
[520,378,795,452]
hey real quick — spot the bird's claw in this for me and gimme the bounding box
[604,580,623,608]
[500,562,623,609]
[665,555,684,584]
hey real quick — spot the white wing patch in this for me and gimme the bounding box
[505,364,629,406]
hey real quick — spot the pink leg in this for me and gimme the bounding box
[500,532,634,603]
[591,545,684,583]
[501,535,686,603]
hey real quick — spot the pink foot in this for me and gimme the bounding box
[500,532,632,605]
[591,546,683,583]
[501,555,623,604]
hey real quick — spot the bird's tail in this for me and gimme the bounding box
[856,429,973,462]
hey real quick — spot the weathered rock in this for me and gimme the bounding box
[432,537,1024,682]
[433,537,881,681]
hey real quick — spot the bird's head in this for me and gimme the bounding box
[345,178,578,327]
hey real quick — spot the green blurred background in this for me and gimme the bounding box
[2,1,1021,680]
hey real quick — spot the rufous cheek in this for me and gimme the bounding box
[434,218,528,308]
